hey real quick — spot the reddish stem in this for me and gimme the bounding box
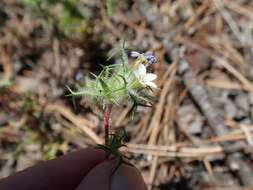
[104,104,113,145]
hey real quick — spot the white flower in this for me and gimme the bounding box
[133,64,157,88]
[130,51,141,58]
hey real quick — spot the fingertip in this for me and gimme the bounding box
[76,160,147,190]
[75,160,114,190]
[75,147,106,161]
[111,164,147,190]
[0,148,106,190]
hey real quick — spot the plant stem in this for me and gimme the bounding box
[104,104,113,145]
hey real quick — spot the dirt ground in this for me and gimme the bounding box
[1,0,253,189]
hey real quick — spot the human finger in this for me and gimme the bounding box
[76,160,147,190]
[0,148,106,190]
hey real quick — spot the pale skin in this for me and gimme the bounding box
[0,148,147,190]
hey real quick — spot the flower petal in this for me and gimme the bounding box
[139,80,146,86]
[146,81,157,88]
[130,51,140,58]
[144,51,153,55]
[133,69,140,77]
[137,64,146,76]
[145,73,157,81]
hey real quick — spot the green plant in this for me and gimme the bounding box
[68,45,157,166]
[20,0,88,38]
[106,0,117,16]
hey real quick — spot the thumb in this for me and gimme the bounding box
[75,160,147,190]
[111,164,147,190]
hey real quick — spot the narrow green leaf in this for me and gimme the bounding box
[99,78,110,92]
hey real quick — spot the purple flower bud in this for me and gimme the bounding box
[144,51,157,64]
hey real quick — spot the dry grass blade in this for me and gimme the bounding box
[214,0,243,43]
[179,38,253,91]
[178,54,253,185]
[204,79,248,91]
[0,47,13,80]
[45,103,103,144]
[147,62,177,189]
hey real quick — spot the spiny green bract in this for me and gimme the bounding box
[67,63,153,110]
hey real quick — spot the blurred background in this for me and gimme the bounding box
[1,0,253,189]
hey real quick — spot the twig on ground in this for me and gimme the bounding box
[178,52,253,186]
